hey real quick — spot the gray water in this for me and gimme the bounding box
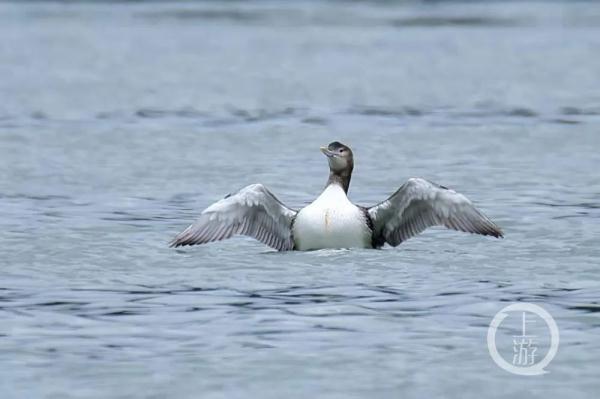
[1,1,600,398]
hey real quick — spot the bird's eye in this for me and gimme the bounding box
[340,149,345,153]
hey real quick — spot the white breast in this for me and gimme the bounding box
[292,184,372,250]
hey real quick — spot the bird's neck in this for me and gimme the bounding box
[326,170,352,194]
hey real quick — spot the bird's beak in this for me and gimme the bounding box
[320,146,335,157]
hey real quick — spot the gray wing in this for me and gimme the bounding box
[170,184,297,251]
[368,178,503,247]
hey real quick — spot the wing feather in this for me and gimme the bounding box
[368,178,502,247]
[170,184,297,251]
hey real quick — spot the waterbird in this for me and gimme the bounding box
[170,142,503,251]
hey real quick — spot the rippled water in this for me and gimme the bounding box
[1,1,600,398]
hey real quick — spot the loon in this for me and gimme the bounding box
[170,141,503,251]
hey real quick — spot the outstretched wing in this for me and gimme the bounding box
[170,184,297,251]
[368,178,502,247]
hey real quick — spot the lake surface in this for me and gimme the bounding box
[1,1,599,398]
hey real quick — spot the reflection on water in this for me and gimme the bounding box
[1,1,600,398]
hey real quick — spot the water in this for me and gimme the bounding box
[1,1,600,398]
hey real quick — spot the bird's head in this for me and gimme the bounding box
[320,141,354,175]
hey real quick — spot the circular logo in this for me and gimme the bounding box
[487,303,559,376]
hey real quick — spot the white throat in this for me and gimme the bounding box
[317,183,349,203]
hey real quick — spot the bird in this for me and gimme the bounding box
[170,141,503,251]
